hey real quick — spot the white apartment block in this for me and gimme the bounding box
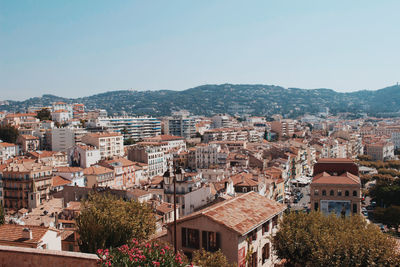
[81,132,124,159]
[0,142,19,163]
[90,116,161,141]
[128,144,166,177]
[67,144,101,168]
[51,128,75,152]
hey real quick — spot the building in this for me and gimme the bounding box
[27,151,68,167]
[128,143,166,177]
[142,135,186,151]
[167,111,196,139]
[1,161,53,209]
[51,110,70,123]
[51,128,75,152]
[67,144,101,168]
[365,142,395,161]
[166,191,286,266]
[81,132,124,159]
[310,158,361,216]
[271,119,295,137]
[17,135,40,153]
[211,114,235,129]
[54,167,86,187]
[0,142,19,162]
[99,157,136,189]
[193,144,228,169]
[52,102,73,120]
[90,116,161,141]
[83,165,114,188]
[0,224,61,250]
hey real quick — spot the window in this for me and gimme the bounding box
[345,190,349,197]
[353,204,357,214]
[247,229,257,242]
[262,243,270,263]
[322,190,326,196]
[353,190,357,197]
[251,252,257,267]
[262,221,270,235]
[314,189,319,196]
[182,228,200,249]
[314,202,319,211]
[330,190,334,196]
[337,190,342,196]
[272,215,278,228]
[202,231,220,252]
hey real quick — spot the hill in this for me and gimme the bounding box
[2,84,400,118]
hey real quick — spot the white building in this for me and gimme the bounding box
[81,132,124,159]
[0,142,19,162]
[66,144,101,168]
[54,167,86,187]
[167,110,196,139]
[51,110,70,123]
[51,128,75,152]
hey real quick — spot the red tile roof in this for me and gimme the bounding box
[144,135,184,141]
[0,224,53,245]
[83,165,113,175]
[52,176,71,187]
[312,172,360,185]
[55,167,83,173]
[174,192,286,235]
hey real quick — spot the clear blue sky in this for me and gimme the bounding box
[1,0,399,100]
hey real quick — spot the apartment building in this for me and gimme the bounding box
[0,142,19,162]
[99,157,136,189]
[67,144,100,168]
[81,132,123,159]
[271,119,295,137]
[167,111,196,139]
[91,116,161,141]
[17,135,40,153]
[166,191,286,266]
[83,165,114,188]
[365,141,395,161]
[1,161,53,209]
[128,143,166,177]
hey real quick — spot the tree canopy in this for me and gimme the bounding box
[272,211,400,266]
[76,193,156,253]
[0,125,19,143]
[36,108,51,121]
[192,248,231,267]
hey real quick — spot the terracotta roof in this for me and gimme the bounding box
[174,192,286,235]
[101,157,135,167]
[130,189,151,198]
[65,201,81,211]
[83,165,113,175]
[20,135,39,140]
[0,142,17,148]
[52,176,71,187]
[230,173,259,187]
[0,224,53,245]
[316,158,354,163]
[312,172,360,185]
[52,109,69,113]
[28,151,58,158]
[155,202,174,214]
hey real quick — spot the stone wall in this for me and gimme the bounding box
[0,245,98,267]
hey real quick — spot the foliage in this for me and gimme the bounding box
[192,248,231,267]
[97,239,186,267]
[0,125,19,143]
[272,211,400,267]
[369,179,400,207]
[124,138,136,146]
[76,193,156,253]
[0,205,4,225]
[359,160,400,170]
[377,168,400,177]
[373,206,400,228]
[357,154,372,161]
[36,108,51,121]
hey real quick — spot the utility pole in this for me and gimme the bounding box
[173,165,177,254]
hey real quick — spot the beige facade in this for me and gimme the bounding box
[81,132,123,159]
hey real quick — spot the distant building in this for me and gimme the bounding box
[365,142,395,161]
[128,143,166,177]
[81,132,124,159]
[17,135,40,153]
[66,144,100,168]
[51,128,75,152]
[0,142,19,162]
[167,111,196,139]
[271,119,295,137]
[83,165,114,188]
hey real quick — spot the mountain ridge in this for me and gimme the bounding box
[2,84,400,118]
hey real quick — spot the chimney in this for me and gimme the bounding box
[22,228,33,240]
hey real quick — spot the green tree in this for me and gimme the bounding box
[0,205,4,225]
[76,193,156,253]
[373,206,400,228]
[272,211,400,266]
[124,138,136,145]
[36,108,51,121]
[0,125,19,143]
[192,248,231,267]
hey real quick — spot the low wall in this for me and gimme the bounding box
[0,245,98,267]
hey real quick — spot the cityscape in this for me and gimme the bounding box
[1,1,400,266]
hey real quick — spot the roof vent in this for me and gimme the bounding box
[22,228,33,240]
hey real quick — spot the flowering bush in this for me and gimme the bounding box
[97,239,187,267]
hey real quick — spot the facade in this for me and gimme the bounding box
[1,161,53,209]
[271,119,295,137]
[310,158,361,216]
[90,116,161,141]
[51,110,70,123]
[17,135,40,153]
[99,157,136,189]
[128,144,166,177]
[54,167,86,187]
[81,132,124,159]
[168,111,196,139]
[194,144,228,169]
[142,135,186,151]
[51,128,75,152]
[67,144,101,168]
[166,191,286,266]
[83,165,114,188]
[0,142,19,163]
[365,142,395,161]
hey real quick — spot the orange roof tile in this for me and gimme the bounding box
[83,165,113,175]
[312,172,360,185]
[52,176,71,187]
[0,224,53,245]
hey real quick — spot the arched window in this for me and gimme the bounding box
[314,189,319,196]
[353,190,357,197]
[322,190,326,196]
[345,190,349,197]
[330,190,334,196]
[337,190,342,196]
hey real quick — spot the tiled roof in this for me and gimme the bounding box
[144,135,184,141]
[0,224,52,245]
[316,158,354,163]
[230,173,259,187]
[55,166,83,173]
[312,171,360,185]
[83,165,113,175]
[85,132,122,138]
[130,189,151,197]
[52,176,71,187]
[20,135,39,140]
[174,192,286,235]
[101,157,135,167]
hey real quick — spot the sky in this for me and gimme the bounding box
[0,0,399,100]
